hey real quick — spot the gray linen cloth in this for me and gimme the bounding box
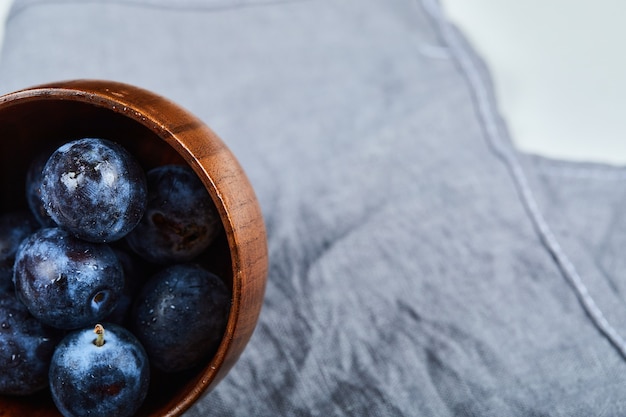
[3,0,626,415]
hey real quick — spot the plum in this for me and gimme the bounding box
[25,149,57,227]
[0,291,61,395]
[131,263,230,373]
[13,227,124,329]
[125,164,221,264]
[0,210,39,291]
[49,323,150,417]
[104,247,149,326]
[0,211,40,264]
[40,138,147,242]
[0,265,12,292]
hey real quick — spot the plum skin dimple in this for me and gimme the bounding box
[13,227,124,330]
[125,164,222,264]
[131,263,230,373]
[40,137,147,243]
[49,323,150,417]
[0,291,61,396]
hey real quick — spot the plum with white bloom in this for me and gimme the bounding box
[40,137,147,242]
[13,227,124,329]
[49,323,150,417]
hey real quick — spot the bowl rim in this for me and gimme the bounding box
[0,79,268,416]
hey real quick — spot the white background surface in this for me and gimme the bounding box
[0,0,623,164]
[442,0,626,164]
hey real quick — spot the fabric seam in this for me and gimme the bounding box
[420,0,626,360]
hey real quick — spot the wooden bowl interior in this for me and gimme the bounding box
[0,96,235,416]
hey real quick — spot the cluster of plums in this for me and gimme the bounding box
[0,138,231,417]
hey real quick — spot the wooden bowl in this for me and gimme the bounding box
[0,80,268,416]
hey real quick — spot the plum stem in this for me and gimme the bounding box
[94,324,105,347]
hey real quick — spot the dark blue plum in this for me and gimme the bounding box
[40,138,147,242]
[0,291,61,396]
[104,248,149,325]
[0,210,39,264]
[13,227,124,329]
[131,263,230,373]
[25,149,57,227]
[49,323,150,417]
[125,164,221,264]
[0,264,12,292]
[0,210,39,291]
